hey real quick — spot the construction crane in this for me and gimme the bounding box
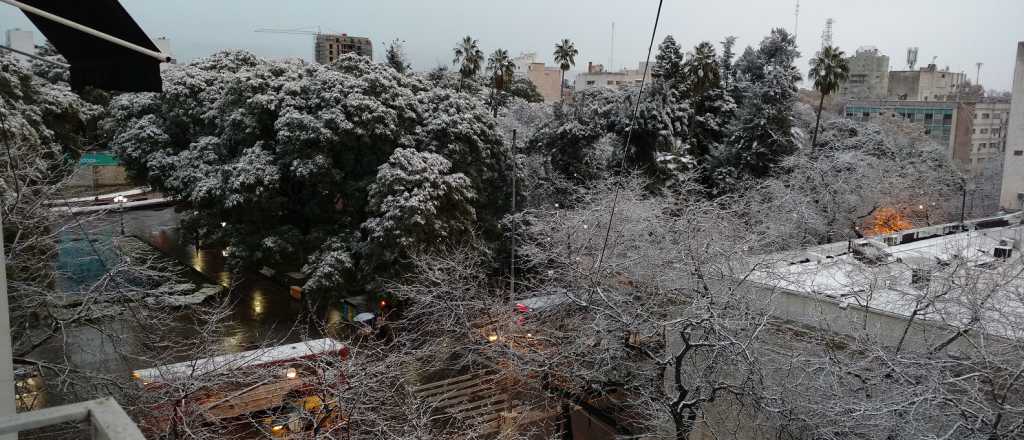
[254,26,323,36]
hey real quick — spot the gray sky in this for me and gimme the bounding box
[1,0,1022,90]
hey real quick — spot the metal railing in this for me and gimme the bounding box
[0,398,144,440]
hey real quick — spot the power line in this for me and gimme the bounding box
[597,0,665,268]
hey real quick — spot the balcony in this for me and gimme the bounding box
[0,398,143,440]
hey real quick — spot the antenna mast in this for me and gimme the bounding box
[794,0,800,38]
[976,62,983,86]
[821,18,834,49]
[610,21,615,71]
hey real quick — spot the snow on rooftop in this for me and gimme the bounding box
[132,338,343,383]
[750,225,1024,339]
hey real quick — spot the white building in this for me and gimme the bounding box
[575,61,650,91]
[512,52,537,78]
[1000,42,1024,210]
[153,37,174,62]
[4,29,33,63]
[968,100,1011,174]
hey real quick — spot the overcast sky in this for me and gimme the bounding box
[1,0,1022,90]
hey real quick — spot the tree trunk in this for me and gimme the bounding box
[560,70,565,102]
[812,92,826,150]
[673,408,698,440]
[562,401,574,440]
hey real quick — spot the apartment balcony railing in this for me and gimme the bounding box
[0,398,143,439]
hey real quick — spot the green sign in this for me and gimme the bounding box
[78,152,120,166]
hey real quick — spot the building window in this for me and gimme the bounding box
[942,114,952,123]
[586,80,595,85]
[1014,150,1024,156]
[972,129,977,134]
[993,128,1001,136]
[981,128,989,134]
[924,113,933,121]
[982,113,990,119]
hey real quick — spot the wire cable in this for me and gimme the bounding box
[596,0,665,268]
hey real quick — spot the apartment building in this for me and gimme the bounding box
[1000,42,1024,210]
[575,61,650,91]
[313,33,372,64]
[838,46,889,100]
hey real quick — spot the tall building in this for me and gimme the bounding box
[888,64,968,101]
[1000,42,1024,210]
[838,46,889,100]
[957,99,1011,174]
[526,62,563,103]
[575,61,651,91]
[844,100,962,152]
[4,28,33,63]
[313,34,372,64]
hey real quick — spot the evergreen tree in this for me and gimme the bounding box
[506,78,544,103]
[681,42,733,164]
[682,42,721,98]
[652,35,685,88]
[385,39,411,74]
[105,51,511,293]
[713,29,801,189]
[719,36,737,84]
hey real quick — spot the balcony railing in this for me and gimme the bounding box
[0,398,143,440]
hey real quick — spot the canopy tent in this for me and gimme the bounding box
[7,0,168,92]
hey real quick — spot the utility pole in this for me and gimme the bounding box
[510,129,516,298]
[0,213,14,440]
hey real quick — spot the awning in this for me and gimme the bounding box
[13,0,165,92]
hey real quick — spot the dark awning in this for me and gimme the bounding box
[16,0,164,92]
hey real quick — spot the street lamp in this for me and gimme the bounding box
[113,195,127,235]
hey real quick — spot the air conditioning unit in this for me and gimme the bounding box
[994,246,1013,259]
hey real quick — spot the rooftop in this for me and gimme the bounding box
[751,215,1024,339]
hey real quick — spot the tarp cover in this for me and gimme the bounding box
[18,0,162,92]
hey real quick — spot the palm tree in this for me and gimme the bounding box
[486,49,516,91]
[486,49,517,116]
[808,45,850,148]
[452,36,484,91]
[553,39,578,101]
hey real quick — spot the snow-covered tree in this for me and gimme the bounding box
[652,35,685,88]
[105,51,510,292]
[713,28,801,188]
[506,77,544,103]
[745,117,962,247]
[384,39,411,74]
[361,148,477,277]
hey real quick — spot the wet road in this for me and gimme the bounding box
[34,206,369,405]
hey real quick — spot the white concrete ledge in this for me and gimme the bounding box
[0,397,143,440]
